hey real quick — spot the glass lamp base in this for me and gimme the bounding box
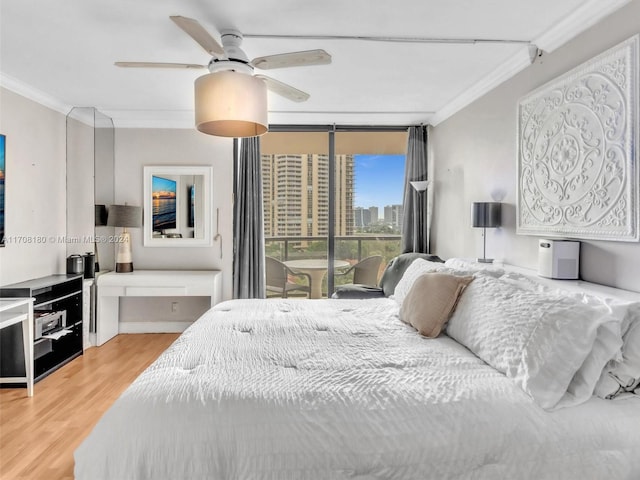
[116,262,134,273]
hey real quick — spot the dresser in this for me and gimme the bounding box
[96,270,222,346]
[0,274,84,388]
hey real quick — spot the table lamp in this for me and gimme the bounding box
[107,204,142,273]
[471,202,501,263]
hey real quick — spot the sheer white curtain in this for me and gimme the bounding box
[401,126,430,253]
[233,137,266,299]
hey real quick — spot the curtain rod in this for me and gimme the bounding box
[267,124,415,133]
[244,34,530,46]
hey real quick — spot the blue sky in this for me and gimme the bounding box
[354,154,405,216]
[152,175,176,194]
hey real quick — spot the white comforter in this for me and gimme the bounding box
[75,298,640,480]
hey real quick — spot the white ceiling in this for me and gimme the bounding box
[0,0,630,128]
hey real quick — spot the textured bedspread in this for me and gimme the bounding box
[75,298,640,479]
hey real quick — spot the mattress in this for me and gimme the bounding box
[74,298,640,479]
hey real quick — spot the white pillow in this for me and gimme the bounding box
[559,317,622,407]
[498,271,550,293]
[595,304,640,398]
[446,274,619,410]
[621,313,640,389]
[392,258,487,306]
[444,258,505,278]
[489,276,628,405]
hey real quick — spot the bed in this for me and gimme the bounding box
[74,259,640,479]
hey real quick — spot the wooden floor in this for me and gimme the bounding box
[0,333,179,480]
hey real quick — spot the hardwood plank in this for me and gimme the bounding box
[0,333,179,480]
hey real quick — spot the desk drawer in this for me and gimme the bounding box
[125,286,187,296]
[98,286,125,297]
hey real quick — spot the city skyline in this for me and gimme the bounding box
[354,154,405,219]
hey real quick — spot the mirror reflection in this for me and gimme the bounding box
[143,166,212,247]
[151,174,200,238]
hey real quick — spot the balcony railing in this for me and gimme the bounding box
[266,235,401,261]
[265,234,402,298]
[266,234,401,258]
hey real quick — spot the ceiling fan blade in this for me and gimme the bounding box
[255,75,310,102]
[251,49,331,70]
[170,15,225,57]
[115,61,206,69]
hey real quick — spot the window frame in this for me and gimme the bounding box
[248,124,411,296]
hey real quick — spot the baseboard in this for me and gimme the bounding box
[119,321,192,334]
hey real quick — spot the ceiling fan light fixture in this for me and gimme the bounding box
[195,71,268,138]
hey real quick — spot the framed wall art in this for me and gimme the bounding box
[517,35,639,242]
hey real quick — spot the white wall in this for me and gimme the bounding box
[66,116,95,258]
[0,88,233,326]
[114,128,234,304]
[430,0,640,292]
[0,88,67,285]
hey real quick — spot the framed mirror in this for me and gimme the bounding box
[143,166,213,247]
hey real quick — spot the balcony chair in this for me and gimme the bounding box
[265,256,312,298]
[333,255,383,287]
[332,252,444,299]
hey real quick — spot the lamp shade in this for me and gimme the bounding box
[107,204,142,228]
[410,180,430,192]
[95,204,108,226]
[471,202,501,228]
[195,71,268,138]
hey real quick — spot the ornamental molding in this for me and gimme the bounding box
[517,35,639,241]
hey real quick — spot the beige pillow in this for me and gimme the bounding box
[400,272,474,337]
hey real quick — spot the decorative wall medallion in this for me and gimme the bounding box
[517,35,639,241]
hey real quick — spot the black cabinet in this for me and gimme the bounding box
[0,274,84,384]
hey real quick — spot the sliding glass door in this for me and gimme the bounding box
[262,127,406,298]
[333,131,407,292]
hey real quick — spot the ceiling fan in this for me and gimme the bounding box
[115,15,331,103]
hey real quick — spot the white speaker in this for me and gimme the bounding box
[538,239,580,279]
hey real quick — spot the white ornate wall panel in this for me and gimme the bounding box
[517,35,639,241]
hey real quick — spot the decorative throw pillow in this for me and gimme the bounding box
[400,273,474,338]
[392,259,448,305]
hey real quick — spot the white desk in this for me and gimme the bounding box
[284,259,349,299]
[0,298,34,397]
[96,270,222,346]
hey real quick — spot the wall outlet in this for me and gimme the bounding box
[171,302,179,313]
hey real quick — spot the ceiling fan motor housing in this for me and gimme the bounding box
[221,30,249,63]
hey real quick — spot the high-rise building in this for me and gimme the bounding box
[354,207,371,227]
[384,204,404,231]
[369,206,379,223]
[262,154,354,237]
[353,206,380,227]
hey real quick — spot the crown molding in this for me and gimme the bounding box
[0,72,71,116]
[430,0,631,126]
[430,46,532,126]
[533,0,632,52]
[101,109,195,129]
